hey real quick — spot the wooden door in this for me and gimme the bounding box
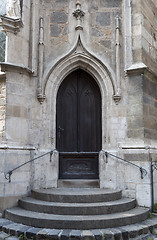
[56,69,101,179]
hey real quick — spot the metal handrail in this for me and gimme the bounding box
[151,157,157,212]
[103,151,147,179]
[4,150,54,183]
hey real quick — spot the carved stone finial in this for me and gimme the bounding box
[6,0,21,19]
[113,94,121,104]
[73,2,85,30]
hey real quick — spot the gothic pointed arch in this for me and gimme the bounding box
[43,35,121,103]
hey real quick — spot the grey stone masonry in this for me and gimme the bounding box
[51,12,68,23]
[100,0,122,8]
[96,12,111,26]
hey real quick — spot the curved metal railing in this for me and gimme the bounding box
[4,150,55,183]
[102,150,147,179]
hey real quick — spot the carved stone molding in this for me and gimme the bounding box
[115,16,121,104]
[43,35,118,102]
[73,2,85,30]
[125,63,148,76]
[0,15,23,34]
[37,17,45,104]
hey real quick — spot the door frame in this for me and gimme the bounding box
[56,69,102,179]
[44,49,114,186]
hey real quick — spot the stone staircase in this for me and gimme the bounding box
[1,183,157,239]
[5,186,149,229]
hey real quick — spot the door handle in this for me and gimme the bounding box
[58,126,64,138]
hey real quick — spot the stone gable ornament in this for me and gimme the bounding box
[6,0,21,19]
[73,1,85,30]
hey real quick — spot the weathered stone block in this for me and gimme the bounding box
[100,0,121,8]
[127,129,144,138]
[37,229,61,239]
[91,230,102,240]
[143,77,156,97]
[70,230,81,240]
[56,0,68,3]
[99,40,111,49]
[51,12,68,23]
[90,0,98,10]
[26,227,41,239]
[50,24,61,37]
[96,12,111,26]
[127,116,143,129]
[92,28,103,37]
[127,104,142,116]
[144,128,157,139]
[61,230,71,240]
[82,230,94,240]
[124,154,148,162]
[127,75,143,94]
[143,94,154,105]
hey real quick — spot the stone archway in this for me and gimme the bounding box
[43,36,116,185]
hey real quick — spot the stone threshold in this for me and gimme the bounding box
[1,216,157,240]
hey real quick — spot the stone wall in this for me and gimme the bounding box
[132,0,157,75]
[143,73,157,140]
[0,73,6,143]
[40,0,123,71]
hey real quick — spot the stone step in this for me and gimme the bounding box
[57,179,100,188]
[1,216,157,240]
[19,197,136,215]
[31,188,122,203]
[5,207,149,229]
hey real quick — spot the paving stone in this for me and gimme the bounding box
[82,230,95,240]
[91,230,102,240]
[4,223,23,236]
[0,219,13,231]
[26,227,41,240]
[101,229,114,240]
[0,231,9,240]
[61,230,71,240]
[70,230,81,240]
[117,227,129,239]
[37,229,61,240]
[5,236,19,240]
[16,225,31,237]
[109,229,122,240]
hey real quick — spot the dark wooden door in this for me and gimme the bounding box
[56,69,101,179]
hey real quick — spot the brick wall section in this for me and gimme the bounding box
[0,76,6,143]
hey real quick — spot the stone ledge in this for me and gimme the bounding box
[0,72,6,81]
[0,16,23,35]
[0,216,157,240]
[0,62,34,76]
[125,62,157,80]
[0,145,36,150]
